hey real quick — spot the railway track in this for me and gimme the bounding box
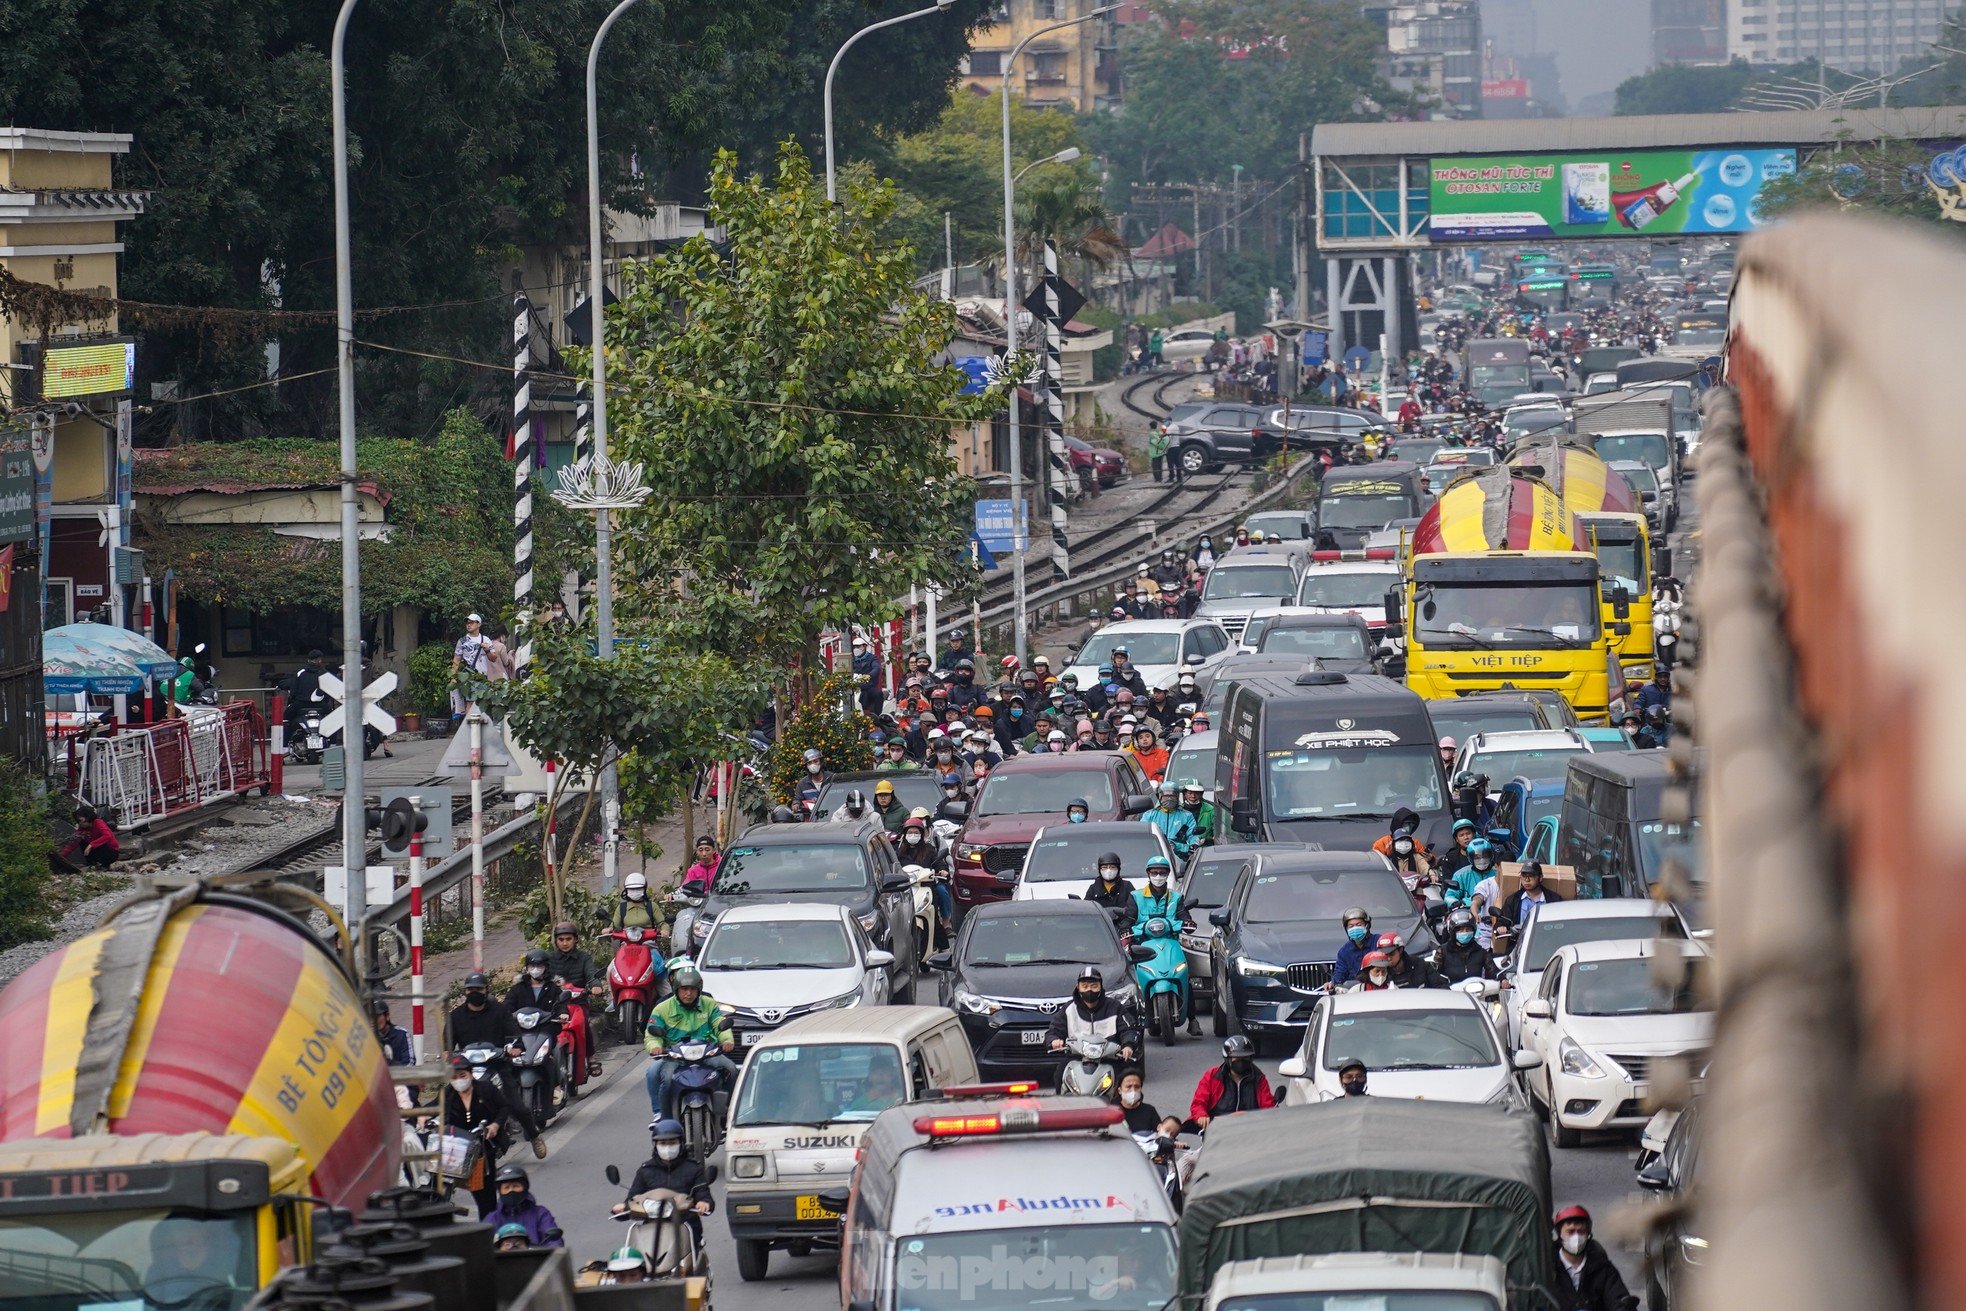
[1117,371,1185,424]
[230,773,472,883]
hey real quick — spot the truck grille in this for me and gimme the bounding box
[981,845,1029,875]
[1287,962,1333,992]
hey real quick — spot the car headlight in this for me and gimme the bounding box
[957,843,987,862]
[691,915,716,943]
[1558,1037,1605,1079]
[954,989,1000,1015]
[1237,956,1287,978]
[825,992,862,1010]
[857,911,879,933]
[730,1155,768,1180]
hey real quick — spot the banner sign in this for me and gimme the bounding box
[1427,148,1797,242]
[0,427,32,545]
[38,338,137,399]
[973,499,1025,556]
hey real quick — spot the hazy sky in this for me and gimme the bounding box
[1532,0,1652,111]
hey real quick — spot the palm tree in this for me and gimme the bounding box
[1014,174,1129,276]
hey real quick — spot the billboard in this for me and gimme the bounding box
[1428,148,1797,242]
[35,338,137,400]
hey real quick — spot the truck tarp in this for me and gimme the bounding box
[1177,1100,1561,1311]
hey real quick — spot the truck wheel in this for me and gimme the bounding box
[736,1239,771,1283]
[1178,443,1209,476]
[1154,992,1178,1047]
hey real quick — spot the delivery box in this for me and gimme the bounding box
[1493,862,1578,905]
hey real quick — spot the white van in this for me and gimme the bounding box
[835,1095,1180,1311]
[724,1006,978,1282]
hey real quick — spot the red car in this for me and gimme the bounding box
[951,753,1155,908]
[1065,434,1126,488]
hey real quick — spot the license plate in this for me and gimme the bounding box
[1020,1029,1047,1046]
[795,1195,831,1221]
[740,1030,763,1046]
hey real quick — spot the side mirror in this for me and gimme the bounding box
[1486,827,1512,845]
[1208,909,1231,928]
[1383,587,1405,628]
[1230,796,1258,836]
[706,1164,721,1185]
[866,949,895,968]
[1636,1161,1670,1192]
[1612,591,1631,620]
[924,951,954,972]
[1122,792,1153,816]
[1277,1055,1307,1079]
[1512,1049,1544,1071]
[1653,545,1674,579]
[941,799,970,821]
[880,873,914,894]
[1523,998,1554,1021]
[604,1164,622,1186]
[1128,944,1155,963]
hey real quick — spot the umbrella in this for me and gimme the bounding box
[43,622,181,695]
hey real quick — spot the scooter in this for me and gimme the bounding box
[555,983,592,1094]
[287,704,328,765]
[1057,1036,1123,1101]
[665,890,703,962]
[602,1174,713,1279]
[1132,909,1191,1047]
[512,1006,560,1125]
[668,1041,731,1165]
[902,864,937,965]
[1133,1129,1195,1212]
[605,926,663,1045]
[459,1041,523,1131]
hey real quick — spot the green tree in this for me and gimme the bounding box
[1015,174,1129,272]
[602,143,991,679]
[1755,136,1966,232]
[0,759,53,950]
[1613,60,1759,115]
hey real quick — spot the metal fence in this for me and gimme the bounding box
[74,701,271,827]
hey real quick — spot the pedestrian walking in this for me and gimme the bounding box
[1147,328,1165,370]
[451,612,495,723]
[1148,426,1168,483]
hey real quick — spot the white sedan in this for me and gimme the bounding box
[696,903,894,1049]
[1277,986,1539,1107]
[1499,900,1691,1049]
[1519,937,1712,1146]
[1011,822,1175,904]
[1061,618,1233,693]
[1159,327,1222,364]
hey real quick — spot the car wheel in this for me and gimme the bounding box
[736,1239,771,1283]
[1549,1108,1582,1149]
[1646,1261,1670,1311]
[1178,443,1209,476]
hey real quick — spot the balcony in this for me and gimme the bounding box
[1025,71,1069,85]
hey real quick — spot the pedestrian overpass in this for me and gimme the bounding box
[1307,104,1966,360]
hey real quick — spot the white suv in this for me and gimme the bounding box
[1452,728,1591,799]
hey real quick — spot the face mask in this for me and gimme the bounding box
[1229,1059,1252,1075]
[656,1143,681,1163]
[1561,1232,1587,1256]
[1456,929,1475,945]
[1341,1079,1366,1096]
[1148,874,1169,889]
[465,992,487,1009]
[528,965,546,979]
[500,1190,526,1210]
[1119,1089,1143,1107]
[936,751,954,762]
[806,762,822,775]
[450,1076,473,1092]
[1099,869,1119,883]
[1393,838,1414,856]
[1078,990,1103,1007]
[1472,857,1492,872]
[1368,972,1389,987]
[904,832,923,845]
[1069,812,1086,823]
[1010,709,1023,719]
[1347,925,1368,944]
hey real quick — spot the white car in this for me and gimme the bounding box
[1165,728,1218,799]
[1010,821,1176,904]
[1159,326,1221,364]
[1276,986,1539,1107]
[1452,728,1592,800]
[1295,560,1401,643]
[696,903,894,1048]
[1520,937,1713,1145]
[1500,900,1692,1049]
[1062,618,1233,692]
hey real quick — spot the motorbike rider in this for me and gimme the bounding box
[505,948,567,1098]
[489,1164,564,1246]
[1084,851,1139,934]
[829,787,871,824]
[1149,548,1184,591]
[795,748,831,812]
[546,921,603,1078]
[449,975,544,1158]
[1337,1058,1370,1097]
[945,659,984,712]
[1447,838,1498,907]
[1178,779,1215,842]
[1127,726,1171,785]
[1117,1068,1164,1135]
[1638,703,1671,749]
[1552,1205,1640,1311]
[1141,781,1199,860]
[1635,667,1671,716]
[933,772,970,823]
[1045,966,1142,1065]
[643,962,738,1121]
[1134,854,1201,1037]
[372,1000,413,1067]
[284,649,328,736]
[614,1118,714,1250]
[876,735,916,772]
[611,872,667,940]
[442,1055,535,1211]
[1435,907,1498,983]
[1436,818,1477,879]
[1105,647,1149,698]
[1378,933,1447,989]
[1065,796,1091,824]
[1332,908,1378,987]
[1190,1036,1275,1129]
[897,813,955,942]
[1354,950,1396,991]
[1496,860,1564,927]
[681,838,722,895]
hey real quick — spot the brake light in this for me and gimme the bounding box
[934,1082,1041,1099]
[914,1105,1123,1137]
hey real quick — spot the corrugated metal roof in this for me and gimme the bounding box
[1312,105,1966,159]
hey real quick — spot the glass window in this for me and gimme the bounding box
[1466,746,1585,785]
[1564,955,1711,1016]
[894,1224,1176,1311]
[1256,625,1369,660]
[0,1210,258,1311]
[1219,1295,1498,1311]
[975,769,1116,816]
[1243,867,1411,923]
[1416,581,1602,648]
[1265,747,1442,819]
[1636,817,1704,888]
[1023,830,1165,884]
[1323,1009,1499,1070]
[1299,570,1397,608]
[1592,433,1672,470]
[962,913,1116,966]
[1182,855,1246,909]
[1075,631,1179,668]
[717,843,871,894]
[1202,566,1299,601]
[732,1042,906,1126]
[1316,491,1415,531]
[1517,914,1685,972]
[702,917,856,969]
[1165,742,1215,792]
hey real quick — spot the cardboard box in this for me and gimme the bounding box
[1493,862,1578,905]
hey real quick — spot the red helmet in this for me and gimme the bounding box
[1360,951,1393,972]
[1000,655,1020,671]
[1376,932,1404,953]
[1553,1204,1592,1228]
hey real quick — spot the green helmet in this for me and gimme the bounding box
[494,1223,530,1244]
[606,1246,649,1273]
[668,961,702,989]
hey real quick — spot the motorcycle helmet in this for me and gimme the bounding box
[1451,818,1475,837]
[606,1247,650,1274]
[495,1164,529,1188]
[1144,856,1172,889]
[768,805,798,823]
[624,872,647,895]
[802,747,823,764]
[668,962,703,989]
[650,1117,685,1141]
[1077,965,1105,985]
[1097,852,1123,879]
[370,999,391,1018]
[1223,1035,1255,1060]
[1553,1204,1592,1229]
[494,1223,531,1247]
[843,788,869,816]
[463,971,490,990]
[1466,838,1496,870]
[552,920,578,938]
[1447,906,1476,931]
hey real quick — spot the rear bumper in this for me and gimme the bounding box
[725,1190,843,1246]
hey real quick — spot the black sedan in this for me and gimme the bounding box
[1208,851,1433,1050]
[1637,1095,1707,1311]
[928,900,1146,1079]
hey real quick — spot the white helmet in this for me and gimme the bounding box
[625,872,647,894]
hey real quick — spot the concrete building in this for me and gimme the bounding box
[1654,0,1727,66]
[1366,2,1486,118]
[1728,0,1950,71]
[959,0,1124,112]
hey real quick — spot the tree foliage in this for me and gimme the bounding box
[764,673,875,804]
[604,143,991,674]
[1755,137,1966,233]
[1612,59,1761,116]
[0,758,53,950]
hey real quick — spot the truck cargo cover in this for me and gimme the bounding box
[1178,1100,1560,1311]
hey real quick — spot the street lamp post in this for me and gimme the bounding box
[824,0,957,204]
[1002,4,1117,666]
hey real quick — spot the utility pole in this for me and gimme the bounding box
[1295,132,1312,323]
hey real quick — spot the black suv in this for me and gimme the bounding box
[691,818,920,998]
[1160,402,1271,475]
[1637,1095,1706,1311]
[928,900,1146,1079]
[1208,851,1433,1047]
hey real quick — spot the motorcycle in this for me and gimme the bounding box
[1134,1129,1195,1212]
[668,1041,731,1165]
[1132,910,1191,1047]
[1056,1035,1123,1102]
[666,890,704,962]
[287,704,328,765]
[512,1005,561,1126]
[605,926,663,1045]
[902,864,938,966]
[458,1041,522,1137]
[555,983,592,1096]
[1653,578,1685,670]
[603,1176,712,1279]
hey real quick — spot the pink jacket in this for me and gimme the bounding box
[682,854,721,893]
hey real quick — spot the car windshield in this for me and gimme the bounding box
[1593,433,1671,469]
[1166,742,1215,793]
[976,770,1117,816]
[1416,581,1602,648]
[895,1224,1177,1311]
[1203,566,1299,601]
[1519,915,1686,973]
[0,1210,258,1311]
[702,918,856,969]
[1429,704,1542,741]
[1257,625,1369,660]
[1076,631,1180,669]
[731,1042,905,1126]
[1637,817,1705,887]
[1244,868,1411,923]
[1265,747,1442,819]
[1299,571,1395,608]
[1507,411,1567,437]
[1616,464,1660,494]
[1566,955,1711,1016]
[1024,830,1166,883]
[1467,746,1584,787]
[1595,539,1645,598]
[1390,439,1449,462]
[1324,1008,1499,1071]
[1317,491,1414,531]
[1184,854,1246,909]
[1674,328,1726,347]
[963,913,1115,966]
[718,844,870,894]
[1165,403,1209,425]
[1243,514,1311,540]
[815,776,941,816]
